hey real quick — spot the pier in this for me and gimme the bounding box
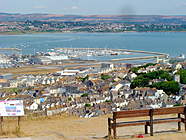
[111,55,168,63]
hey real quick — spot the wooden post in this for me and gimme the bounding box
[17,116,21,132]
[178,113,181,131]
[0,117,3,134]
[45,108,48,116]
[108,118,112,140]
[145,125,148,134]
[150,109,154,136]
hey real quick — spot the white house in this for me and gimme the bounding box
[130,73,137,79]
[176,63,182,70]
[28,102,39,110]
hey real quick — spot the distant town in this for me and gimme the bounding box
[1,13,186,33]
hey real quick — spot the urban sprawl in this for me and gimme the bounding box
[0,48,186,118]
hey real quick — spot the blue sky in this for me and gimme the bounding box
[1,0,186,15]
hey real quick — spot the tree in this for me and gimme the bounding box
[130,76,150,89]
[131,69,174,90]
[143,71,158,79]
[159,72,173,81]
[101,74,112,80]
[143,70,173,81]
[178,70,186,84]
[151,81,180,95]
[130,63,156,74]
[130,67,140,74]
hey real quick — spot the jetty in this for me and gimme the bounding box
[111,55,168,62]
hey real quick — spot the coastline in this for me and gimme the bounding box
[1,30,186,35]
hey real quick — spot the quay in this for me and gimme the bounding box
[111,55,168,63]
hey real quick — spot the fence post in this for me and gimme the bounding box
[17,116,21,132]
[0,117,3,134]
[45,108,48,116]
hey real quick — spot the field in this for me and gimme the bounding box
[0,60,98,75]
[0,66,60,75]
[0,114,186,140]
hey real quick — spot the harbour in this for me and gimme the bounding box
[0,32,186,57]
[55,48,169,63]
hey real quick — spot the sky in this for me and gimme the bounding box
[1,0,186,15]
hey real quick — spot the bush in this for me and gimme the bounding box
[68,97,72,101]
[85,103,91,107]
[81,93,89,97]
[101,74,112,80]
[174,103,183,107]
[105,100,112,103]
[80,75,89,82]
[9,88,21,94]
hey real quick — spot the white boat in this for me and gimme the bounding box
[123,52,132,55]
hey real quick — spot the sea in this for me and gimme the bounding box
[0,32,185,60]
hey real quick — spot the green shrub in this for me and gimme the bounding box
[105,100,112,103]
[85,103,91,107]
[174,103,183,107]
[81,93,89,97]
[68,97,72,101]
[101,74,112,80]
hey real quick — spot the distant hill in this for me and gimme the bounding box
[1,13,186,24]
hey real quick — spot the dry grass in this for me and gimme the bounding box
[0,114,186,140]
[0,118,27,138]
[0,61,97,75]
[0,66,59,75]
